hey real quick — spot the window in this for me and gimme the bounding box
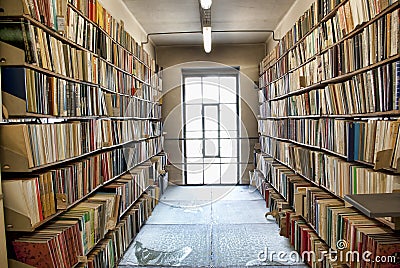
[182,68,240,185]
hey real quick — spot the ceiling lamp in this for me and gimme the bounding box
[200,0,212,9]
[202,26,212,53]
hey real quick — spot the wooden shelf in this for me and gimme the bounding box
[98,86,160,104]
[267,82,324,101]
[344,193,400,218]
[259,110,400,121]
[4,114,162,122]
[344,193,400,230]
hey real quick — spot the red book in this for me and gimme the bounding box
[374,240,400,268]
[34,178,44,221]
[13,239,56,267]
[290,217,296,246]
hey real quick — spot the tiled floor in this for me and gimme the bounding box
[118,185,307,267]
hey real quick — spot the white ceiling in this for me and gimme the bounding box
[123,0,296,46]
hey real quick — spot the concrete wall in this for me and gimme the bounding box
[99,0,155,58]
[157,44,265,184]
[266,0,315,52]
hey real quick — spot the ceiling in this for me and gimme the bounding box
[123,0,296,46]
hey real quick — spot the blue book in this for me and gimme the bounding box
[1,67,26,100]
[353,123,360,161]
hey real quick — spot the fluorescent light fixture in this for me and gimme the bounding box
[200,0,212,9]
[202,26,212,53]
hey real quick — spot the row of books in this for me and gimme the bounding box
[12,192,120,267]
[3,143,164,230]
[1,66,162,118]
[104,94,161,119]
[98,60,151,96]
[259,60,400,116]
[323,61,400,114]
[259,119,321,148]
[259,137,400,198]
[69,0,153,68]
[258,180,331,267]
[79,194,155,268]
[66,6,97,53]
[19,0,67,32]
[259,69,308,99]
[98,32,154,82]
[0,119,163,170]
[339,119,400,169]
[259,117,400,168]
[269,1,320,64]
[259,0,398,76]
[260,7,399,90]
[288,201,399,268]
[288,27,320,70]
[0,21,99,82]
[318,9,399,81]
[0,12,161,93]
[268,0,398,82]
[11,191,155,268]
[2,67,102,117]
[258,155,400,268]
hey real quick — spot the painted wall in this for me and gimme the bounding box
[157,44,265,184]
[99,0,155,58]
[266,0,315,52]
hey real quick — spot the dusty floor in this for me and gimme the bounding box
[119,185,307,267]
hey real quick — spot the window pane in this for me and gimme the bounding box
[202,77,219,103]
[220,77,237,103]
[220,139,237,158]
[220,130,238,139]
[204,139,219,156]
[186,164,203,184]
[220,104,237,131]
[204,164,221,184]
[205,131,218,139]
[185,118,202,131]
[186,140,203,157]
[185,104,202,121]
[186,157,203,164]
[185,77,202,104]
[221,163,237,184]
[204,118,219,131]
[185,131,203,139]
[219,157,238,163]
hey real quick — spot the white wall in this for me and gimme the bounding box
[99,0,155,58]
[266,0,315,52]
[157,44,265,184]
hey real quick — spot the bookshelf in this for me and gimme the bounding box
[0,0,167,267]
[258,0,400,266]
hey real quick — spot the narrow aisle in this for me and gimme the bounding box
[119,186,307,267]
